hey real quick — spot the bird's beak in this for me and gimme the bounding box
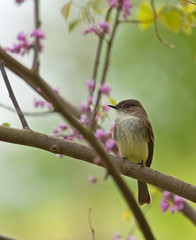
[108,104,118,110]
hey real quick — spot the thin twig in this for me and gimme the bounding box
[90,7,113,95]
[150,0,174,48]
[0,103,53,116]
[120,19,153,24]
[90,9,120,129]
[88,208,95,240]
[32,0,41,71]
[189,1,196,5]
[0,61,30,129]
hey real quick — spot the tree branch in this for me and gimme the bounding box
[0,103,53,116]
[0,125,196,207]
[90,7,113,94]
[90,9,120,129]
[32,0,41,71]
[0,61,30,129]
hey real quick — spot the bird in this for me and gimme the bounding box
[108,99,154,205]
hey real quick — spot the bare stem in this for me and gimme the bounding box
[0,61,30,129]
[90,9,120,129]
[90,7,113,95]
[0,103,53,116]
[32,0,41,71]
[150,0,174,48]
[88,209,95,240]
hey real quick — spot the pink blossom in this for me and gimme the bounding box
[66,136,73,141]
[160,191,185,213]
[34,99,45,108]
[86,79,95,92]
[53,88,60,95]
[160,200,169,212]
[84,22,110,36]
[88,96,93,105]
[15,0,25,4]
[99,84,111,95]
[81,101,89,112]
[128,236,136,240]
[58,123,67,131]
[83,25,100,36]
[122,0,133,20]
[93,156,101,165]
[37,87,42,93]
[105,139,116,152]
[5,30,45,56]
[88,174,97,184]
[110,0,119,7]
[163,191,170,199]
[80,114,89,125]
[113,233,123,240]
[109,0,133,20]
[95,128,108,140]
[31,28,45,39]
[98,21,110,34]
[173,196,185,212]
[17,32,26,41]
[102,105,110,112]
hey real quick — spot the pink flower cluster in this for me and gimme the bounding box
[52,123,83,142]
[113,233,136,240]
[15,0,25,4]
[160,191,185,214]
[34,87,59,110]
[5,29,45,56]
[109,0,133,20]
[84,21,110,36]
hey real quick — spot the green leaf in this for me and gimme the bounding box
[2,122,10,127]
[69,19,82,32]
[108,97,117,105]
[61,1,72,20]
[160,8,182,33]
[137,2,154,30]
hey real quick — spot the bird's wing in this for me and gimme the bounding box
[146,118,154,168]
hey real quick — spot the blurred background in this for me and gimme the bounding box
[0,0,196,239]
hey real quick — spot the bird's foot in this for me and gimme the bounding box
[138,160,144,170]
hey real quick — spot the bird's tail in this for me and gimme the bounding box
[137,180,151,205]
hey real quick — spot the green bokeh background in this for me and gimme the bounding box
[0,1,196,239]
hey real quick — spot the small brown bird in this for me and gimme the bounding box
[108,99,154,205]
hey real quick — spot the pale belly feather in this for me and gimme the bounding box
[115,115,148,164]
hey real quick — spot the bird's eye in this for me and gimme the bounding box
[125,104,129,108]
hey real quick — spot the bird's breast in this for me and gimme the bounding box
[115,115,148,164]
